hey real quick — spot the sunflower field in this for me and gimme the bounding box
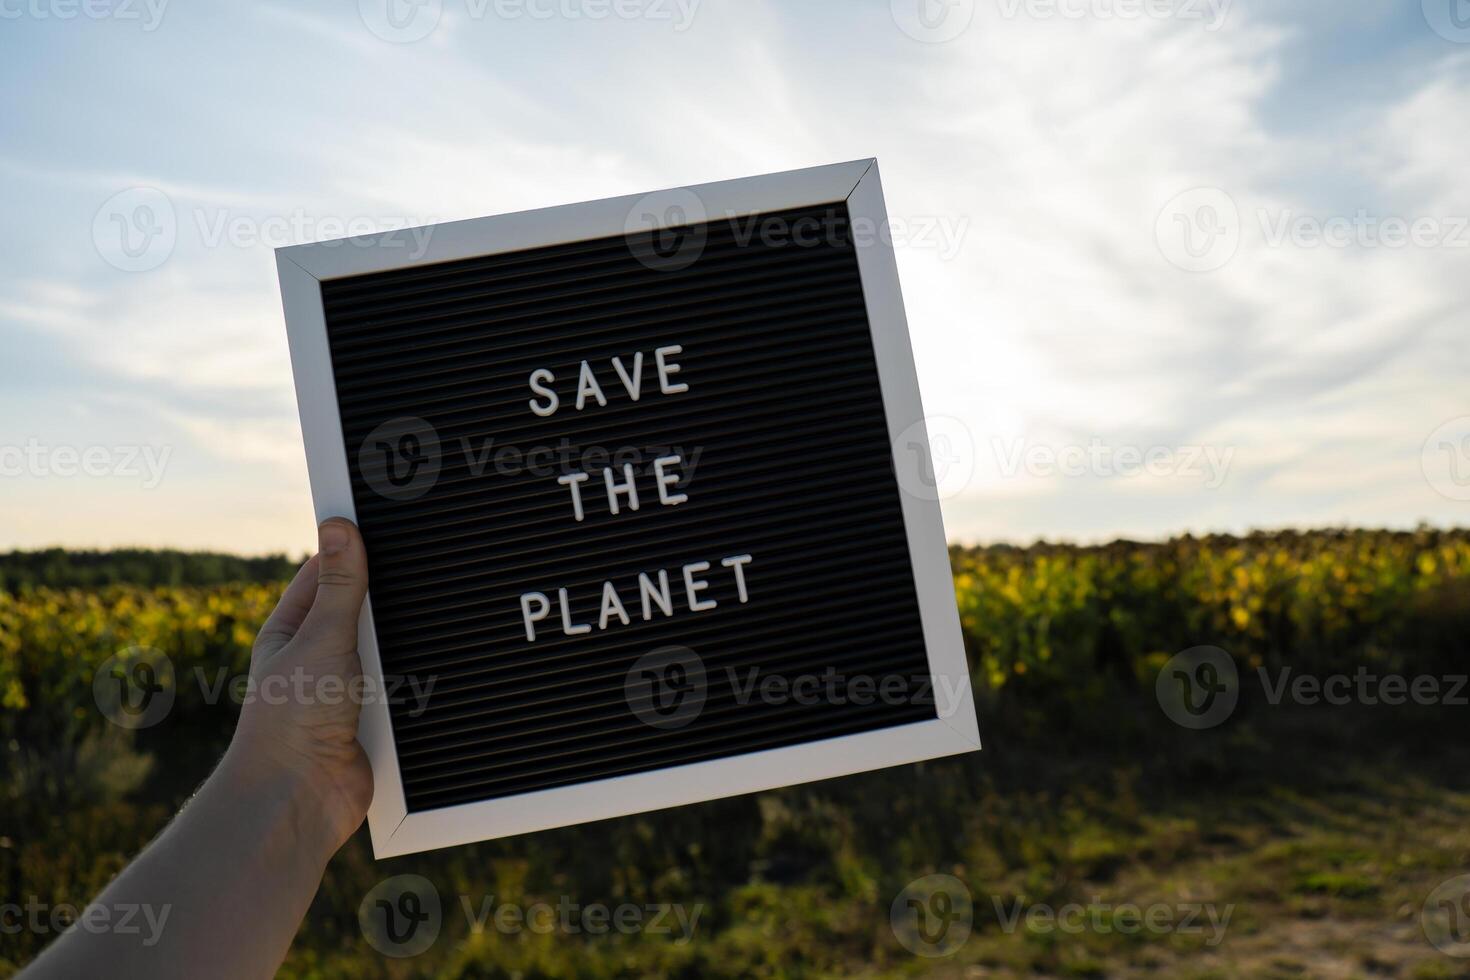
[2,528,1469,977]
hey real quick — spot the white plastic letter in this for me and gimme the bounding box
[721,554,753,603]
[558,588,592,635]
[611,353,644,401]
[599,581,631,629]
[603,463,640,515]
[653,455,688,506]
[576,360,607,410]
[558,471,590,522]
[655,345,689,395]
[521,592,551,641]
[682,561,717,612]
[528,368,559,417]
[639,570,673,619]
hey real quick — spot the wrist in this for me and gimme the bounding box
[214,740,353,865]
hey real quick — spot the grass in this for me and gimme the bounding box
[877,760,1470,979]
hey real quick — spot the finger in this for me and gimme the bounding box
[253,555,322,660]
[296,518,370,650]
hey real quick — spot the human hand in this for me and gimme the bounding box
[20,520,377,980]
[228,518,374,852]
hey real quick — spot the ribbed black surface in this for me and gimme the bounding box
[320,203,937,813]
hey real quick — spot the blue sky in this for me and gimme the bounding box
[2,0,1468,553]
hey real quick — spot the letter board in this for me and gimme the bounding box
[276,159,979,857]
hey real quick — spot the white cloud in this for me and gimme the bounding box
[0,1,1465,549]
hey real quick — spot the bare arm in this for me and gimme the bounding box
[22,519,374,980]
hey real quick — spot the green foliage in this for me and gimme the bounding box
[952,528,1470,741]
[2,529,1469,977]
[0,548,298,592]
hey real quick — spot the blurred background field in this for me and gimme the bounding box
[3,527,1470,978]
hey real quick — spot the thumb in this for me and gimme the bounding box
[297,518,369,649]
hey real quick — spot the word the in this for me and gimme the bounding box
[557,456,687,521]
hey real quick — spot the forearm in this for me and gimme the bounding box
[22,743,340,980]
[23,520,372,979]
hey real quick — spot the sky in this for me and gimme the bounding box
[1,0,1468,554]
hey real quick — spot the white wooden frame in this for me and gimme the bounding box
[276,159,980,858]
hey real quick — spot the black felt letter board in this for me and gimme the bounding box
[320,203,938,813]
